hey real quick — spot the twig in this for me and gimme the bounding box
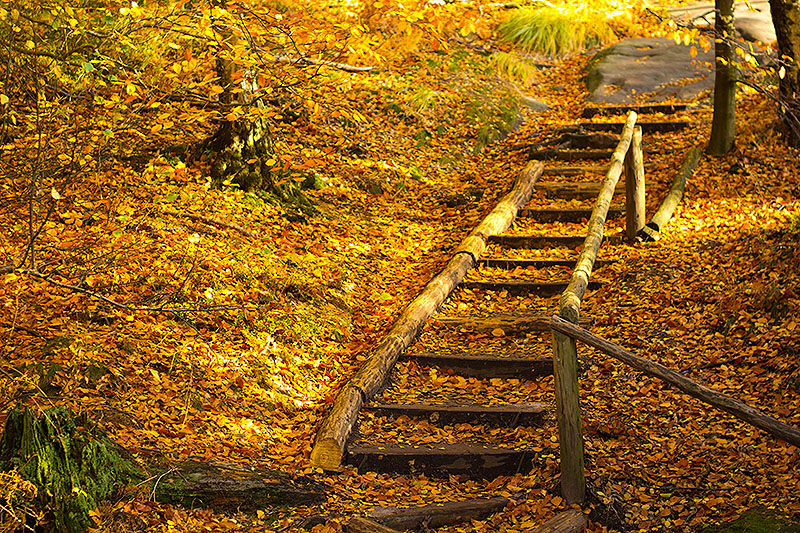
[23,269,268,314]
[162,210,256,238]
[268,55,376,73]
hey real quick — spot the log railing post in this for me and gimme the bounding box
[553,303,585,505]
[624,126,645,243]
[554,111,637,505]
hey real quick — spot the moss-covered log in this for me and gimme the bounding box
[0,405,144,532]
[152,461,325,512]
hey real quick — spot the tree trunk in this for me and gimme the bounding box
[207,6,312,209]
[707,0,736,155]
[769,0,800,145]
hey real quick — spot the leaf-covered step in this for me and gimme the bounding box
[432,314,591,333]
[346,443,538,477]
[579,121,688,133]
[488,234,587,249]
[529,149,613,161]
[476,258,613,269]
[542,165,605,176]
[535,180,657,199]
[581,103,688,118]
[460,280,600,296]
[399,352,552,379]
[364,402,547,427]
[518,207,623,222]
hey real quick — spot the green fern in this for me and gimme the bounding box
[498,5,615,58]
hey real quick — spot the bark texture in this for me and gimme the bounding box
[707,0,736,155]
[770,0,800,144]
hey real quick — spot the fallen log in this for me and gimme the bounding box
[532,509,587,532]
[152,460,325,512]
[550,315,800,448]
[639,146,702,241]
[347,517,402,533]
[366,497,509,530]
[310,161,544,470]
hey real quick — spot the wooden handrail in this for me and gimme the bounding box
[310,161,544,470]
[551,314,800,447]
[554,111,639,504]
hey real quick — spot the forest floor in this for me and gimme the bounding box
[1,0,800,532]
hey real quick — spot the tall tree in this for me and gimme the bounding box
[708,0,737,155]
[769,0,800,145]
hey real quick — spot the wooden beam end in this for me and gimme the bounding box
[310,439,345,471]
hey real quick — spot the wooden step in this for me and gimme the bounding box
[433,314,591,333]
[581,103,688,118]
[535,181,654,200]
[542,166,604,176]
[460,280,600,296]
[489,234,587,249]
[529,149,612,161]
[518,207,623,222]
[364,402,548,427]
[400,352,552,379]
[579,121,688,133]
[346,443,538,477]
[476,258,612,269]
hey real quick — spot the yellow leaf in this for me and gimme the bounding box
[265,158,276,166]
[690,46,697,58]
[225,112,238,122]
[780,66,786,79]
[50,188,61,200]
[491,328,505,337]
[172,62,182,74]
[0,94,7,105]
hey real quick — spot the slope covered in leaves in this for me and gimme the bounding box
[0,0,799,531]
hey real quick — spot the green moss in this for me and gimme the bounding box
[0,405,144,532]
[701,509,800,532]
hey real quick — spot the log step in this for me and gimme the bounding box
[542,166,604,176]
[433,314,591,333]
[364,402,548,427]
[579,121,688,133]
[476,258,613,269]
[532,509,588,532]
[364,497,510,531]
[518,207,623,222]
[399,352,552,379]
[346,443,538,477]
[535,181,637,200]
[488,234,587,249]
[581,103,688,118]
[530,149,612,161]
[460,280,601,296]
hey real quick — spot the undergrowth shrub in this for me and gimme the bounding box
[498,4,616,57]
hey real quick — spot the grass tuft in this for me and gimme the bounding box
[498,4,616,58]
[489,51,538,86]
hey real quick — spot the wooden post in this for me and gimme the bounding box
[624,126,645,243]
[554,111,637,504]
[552,325,584,505]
